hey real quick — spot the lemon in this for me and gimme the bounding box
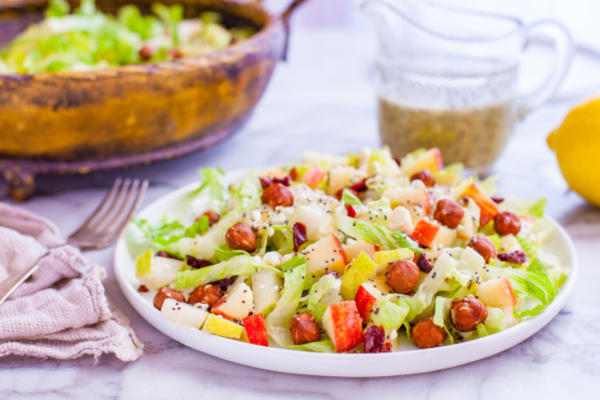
[547,99,600,207]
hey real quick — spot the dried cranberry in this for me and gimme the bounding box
[393,157,402,166]
[350,178,368,193]
[293,222,307,252]
[416,253,434,273]
[156,251,179,259]
[213,276,236,291]
[138,284,149,293]
[498,250,527,264]
[335,188,359,201]
[364,325,386,353]
[186,255,212,269]
[490,195,505,204]
[346,204,357,218]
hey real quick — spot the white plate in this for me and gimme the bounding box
[114,175,579,377]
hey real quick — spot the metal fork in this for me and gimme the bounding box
[0,178,149,305]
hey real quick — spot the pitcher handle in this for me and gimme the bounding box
[277,0,308,61]
[519,20,574,116]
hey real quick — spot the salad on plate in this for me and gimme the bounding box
[127,147,568,353]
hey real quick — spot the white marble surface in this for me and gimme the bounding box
[1,24,600,399]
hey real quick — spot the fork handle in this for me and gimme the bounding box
[0,251,47,305]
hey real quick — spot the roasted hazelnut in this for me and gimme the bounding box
[187,284,223,309]
[433,198,465,229]
[225,223,256,252]
[201,209,220,226]
[290,312,321,345]
[139,45,154,60]
[153,287,185,310]
[494,211,521,236]
[412,316,447,348]
[261,183,294,208]
[467,235,497,262]
[385,260,421,294]
[410,169,436,187]
[450,296,488,331]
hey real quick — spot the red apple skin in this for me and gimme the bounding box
[431,148,444,171]
[332,235,348,266]
[461,183,499,226]
[410,219,440,248]
[243,313,269,346]
[354,284,379,321]
[329,301,364,352]
[302,165,326,187]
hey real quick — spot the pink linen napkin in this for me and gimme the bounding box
[0,202,143,361]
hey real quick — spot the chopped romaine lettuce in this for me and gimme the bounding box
[476,307,505,337]
[307,274,342,321]
[46,0,70,17]
[188,167,228,213]
[266,264,306,345]
[281,255,306,272]
[341,189,362,206]
[213,246,250,262]
[286,338,334,352]
[335,209,421,254]
[174,255,271,289]
[371,295,411,331]
[131,215,209,253]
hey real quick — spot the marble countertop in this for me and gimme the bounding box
[1,25,600,399]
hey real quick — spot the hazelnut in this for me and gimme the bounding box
[261,183,294,208]
[450,296,488,331]
[467,235,497,262]
[412,316,447,348]
[290,312,321,345]
[385,260,420,294]
[410,169,436,187]
[187,284,223,309]
[139,45,154,60]
[153,287,185,310]
[494,211,521,236]
[201,209,220,226]
[225,223,256,252]
[433,198,465,229]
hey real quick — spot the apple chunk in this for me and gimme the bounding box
[410,219,440,248]
[322,301,364,352]
[301,234,348,276]
[243,313,269,346]
[354,282,381,321]
[477,278,517,307]
[460,183,499,226]
[212,282,253,321]
[161,298,208,329]
[401,148,443,177]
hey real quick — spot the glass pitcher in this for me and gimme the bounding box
[361,0,573,172]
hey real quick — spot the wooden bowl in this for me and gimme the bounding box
[0,0,305,199]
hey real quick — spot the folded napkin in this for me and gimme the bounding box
[0,202,143,361]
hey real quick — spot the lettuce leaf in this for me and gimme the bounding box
[46,0,70,17]
[335,210,421,254]
[118,5,162,40]
[307,274,342,322]
[131,215,209,252]
[476,307,505,337]
[213,245,250,262]
[188,167,228,213]
[492,257,560,318]
[341,189,362,206]
[266,263,306,345]
[151,3,183,46]
[370,295,411,331]
[286,338,334,353]
[174,255,267,289]
[281,255,306,272]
